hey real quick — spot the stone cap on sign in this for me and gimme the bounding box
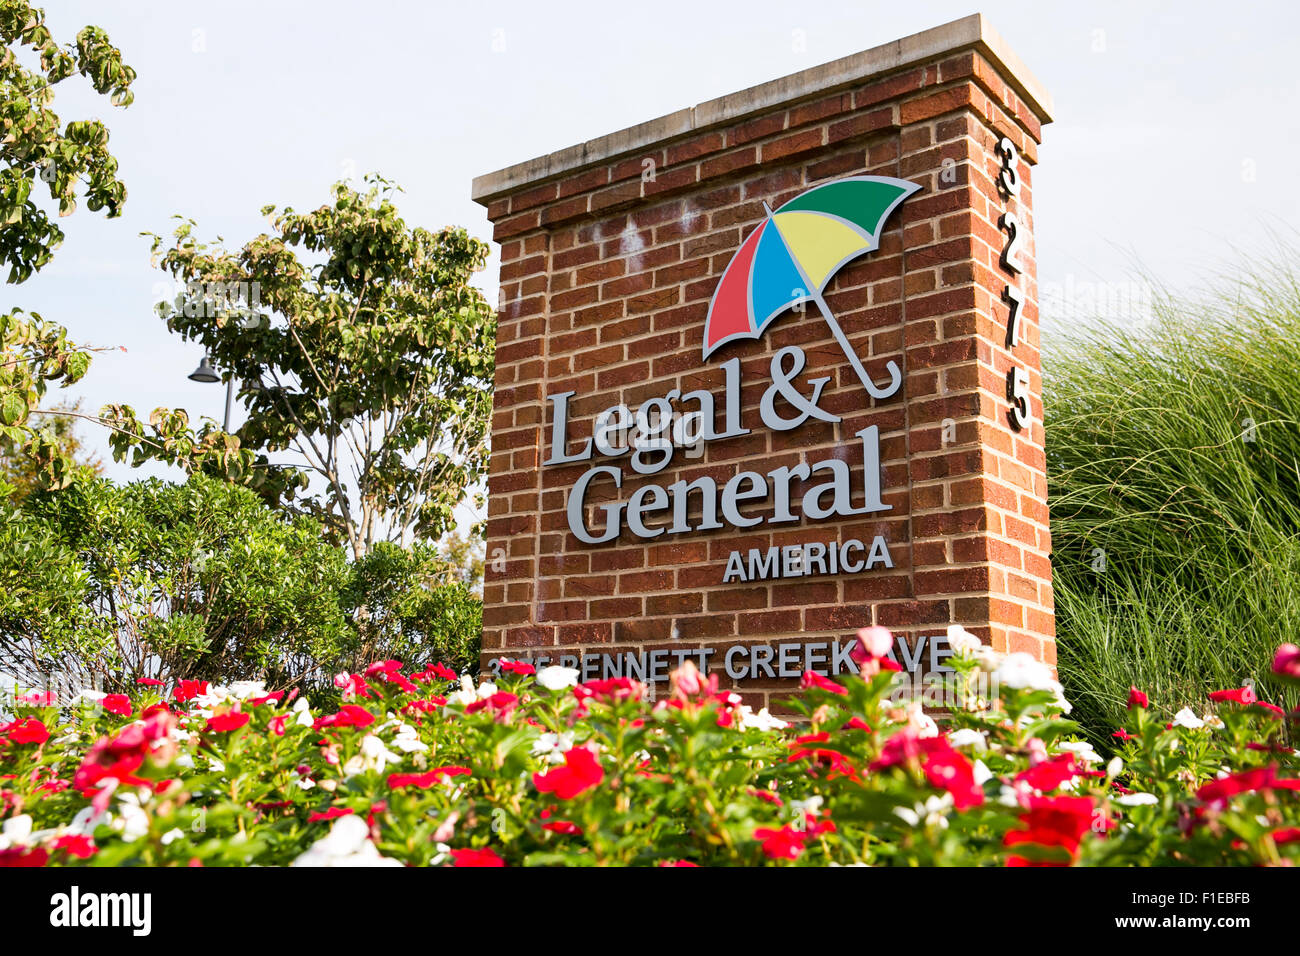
[471,12,1053,205]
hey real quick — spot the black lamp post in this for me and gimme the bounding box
[188,355,235,432]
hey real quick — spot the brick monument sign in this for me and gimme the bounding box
[471,14,1054,711]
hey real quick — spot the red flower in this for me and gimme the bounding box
[402,698,446,717]
[387,766,472,790]
[307,807,356,822]
[0,846,48,867]
[542,820,583,836]
[73,710,176,808]
[1004,795,1101,865]
[52,834,97,859]
[799,670,848,696]
[925,746,985,809]
[753,825,806,860]
[786,732,858,781]
[1126,687,1148,709]
[136,677,164,687]
[658,860,700,867]
[533,746,604,799]
[16,689,56,706]
[803,811,837,837]
[1272,644,1300,680]
[499,659,535,676]
[1016,754,1081,792]
[1208,686,1256,705]
[314,704,376,730]
[141,702,170,719]
[870,726,932,770]
[1271,827,1300,845]
[247,691,285,707]
[334,672,372,699]
[365,660,417,694]
[172,680,209,703]
[1112,728,1134,742]
[413,663,458,683]
[573,678,644,705]
[2,718,49,746]
[465,692,519,719]
[450,847,505,867]
[205,711,250,733]
[1196,766,1283,808]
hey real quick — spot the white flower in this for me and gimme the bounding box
[75,689,107,703]
[992,652,1057,691]
[905,701,938,738]
[972,646,1004,672]
[475,681,498,699]
[1107,756,1124,778]
[355,734,402,773]
[68,806,112,836]
[738,706,789,732]
[291,815,402,868]
[893,805,920,827]
[208,757,226,773]
[0,814,33,849]
[193,685,232,709]
[175,753,195,769]
[448,689,476,707]
[948,728,987,751]
[1116,792,1159,806]
[228,680,267,700]
[533,731,575,764]
[112,793,149,842]
[1202,713,1224,729]
[791,796,823,818]
[295,776,316,791]
[972,759,993,786]
[921,794,952,828]
[390,723,428,753]
[160,828,185,845]
[946,624,982,655]
[536,665,580,691]
[1171,708,1204,729]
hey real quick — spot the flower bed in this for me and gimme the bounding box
[1,632,1298,867]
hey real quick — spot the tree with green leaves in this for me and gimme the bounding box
[0,0,135,282]
[0,2,134,489]
[0,397,100,497]
[121,176,495,560]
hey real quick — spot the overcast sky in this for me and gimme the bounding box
[15,0,1300,486]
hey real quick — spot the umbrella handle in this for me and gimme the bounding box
[812,291,901,400]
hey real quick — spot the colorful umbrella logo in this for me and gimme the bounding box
[702,175,920,399]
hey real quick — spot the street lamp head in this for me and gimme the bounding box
[188,356,220,384]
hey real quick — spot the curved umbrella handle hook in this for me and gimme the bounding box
[811,291,902,401]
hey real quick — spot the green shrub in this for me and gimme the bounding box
[344,541,482,678]
[0,474,483,694]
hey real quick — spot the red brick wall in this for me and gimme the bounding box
[477,47,1051,712]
